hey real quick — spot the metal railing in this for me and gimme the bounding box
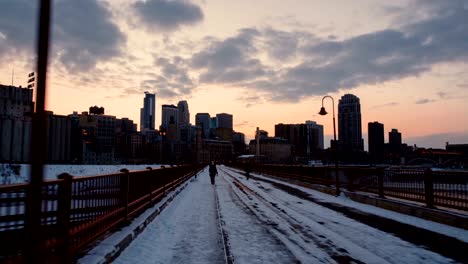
[0,164,203,262]
[230,164,468,212]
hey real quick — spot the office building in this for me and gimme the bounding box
[275,121,324,158]
[140,92,156,131]
[161,104,179,129]
[0,84,34,162]
[338,94,364,151]
[177,100,190,126]
[389,128,402,154]
[368,122,384,162]
[195,113,210,138]
[216,113,233,129]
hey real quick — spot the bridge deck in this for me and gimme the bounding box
[80,166,468,263]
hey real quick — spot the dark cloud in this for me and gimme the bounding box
[0,0,125,72]
[133,0,203,32]
[0,0,37,59]
[191,28,270,84]
[136,56,196,99]
[53,0,125,71]
[415,98,436,104]
[183,1,468,103]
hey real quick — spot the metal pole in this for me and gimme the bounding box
[321,96,340,195]
[25,0,51,262]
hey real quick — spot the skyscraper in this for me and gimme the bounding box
[275,121,324,157]
[195,113,210,138]
[161,104,179,128]
[177,100,190,126]
[389,128,402,154]
[338,94,364,151]
[216,113,233,129]
[140,92,155,131]
[368,122,384,162]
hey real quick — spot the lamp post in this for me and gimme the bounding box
[319,96,340,195]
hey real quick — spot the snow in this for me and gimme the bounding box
[111,167,225,264]
[0,164,162,184]
[235,167,468,243]
[81,165,465,264]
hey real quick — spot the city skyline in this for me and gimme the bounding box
[0,0,467,148]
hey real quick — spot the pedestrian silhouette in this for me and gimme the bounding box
[209,162,218,185]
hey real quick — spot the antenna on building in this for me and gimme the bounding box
[11,69,14,86]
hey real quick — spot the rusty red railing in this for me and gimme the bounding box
[230,164,468,212]
[0,164,203,262]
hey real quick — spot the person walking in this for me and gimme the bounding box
[209,162,218,185]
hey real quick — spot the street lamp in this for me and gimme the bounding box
[319,96,340,195]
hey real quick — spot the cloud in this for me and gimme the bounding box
[178,0,468,103]
[133,0,203,32]
[0,0,37,59]
[415,98,436,104]
[53,0,126,71]
[135,56,196,99]
[371,102,399,109]
[0,0,125,72]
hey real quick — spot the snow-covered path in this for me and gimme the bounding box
[107,165,466,264]
[114,167,225,264]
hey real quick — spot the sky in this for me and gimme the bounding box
[0,0,467,149]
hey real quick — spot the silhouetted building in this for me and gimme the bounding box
[177,100,190,126]
[89,106,104,115]
[46,112,71,163]
[446,143,468,157]
[214,113,233,141]
[140,92,156,131]
[249,137,291,163]
[195,113,210,139]
[338,94,364,152]
[233,131,246,156]
[216,113,233,129]
[0,84,34,162]
[368,122,384,163]
[161,104,179,129]
[389,128,402,153]
[275,121,324,159]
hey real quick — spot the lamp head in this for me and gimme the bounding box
[318,107,328,115]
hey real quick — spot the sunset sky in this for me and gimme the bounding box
[0,0,467,149]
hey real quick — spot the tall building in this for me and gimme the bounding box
[0,84,34,162]
[338,94,364,151]
[161,104,179,129]
[368,122,384,162]
[216,113,233,129]
[140,92,156,131]
[216,113,233,141]
[195,113,210,138]
[275,121,324,158]
[177,100,190,126]
[306,121,324,150]
[389,128,402,153]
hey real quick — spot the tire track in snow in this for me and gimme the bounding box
[229,167,466,263]
[214,184,234,264]
[221,168,367,264]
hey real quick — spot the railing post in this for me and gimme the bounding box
[119,169,129,222]
[424,168,435,208]
[348,173,354,192]
[146,167,153,206]
[57,173,73,262]
[378,168,384,198]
